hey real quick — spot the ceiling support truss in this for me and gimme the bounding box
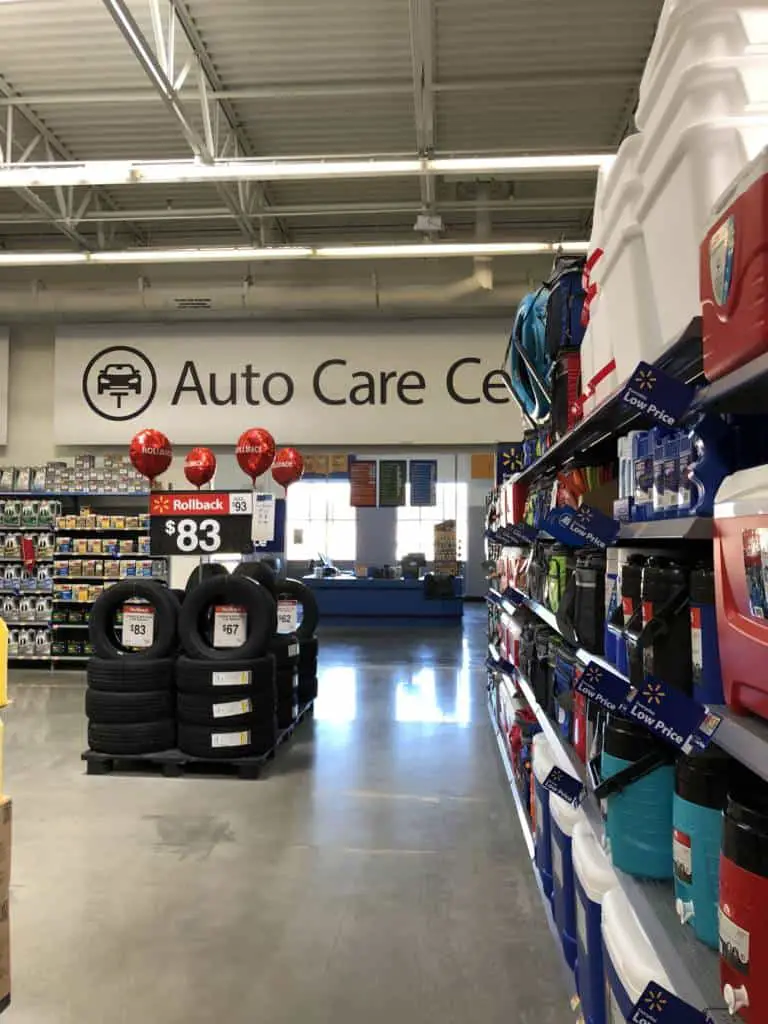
[408,0,437,227]
[102,0,286,244]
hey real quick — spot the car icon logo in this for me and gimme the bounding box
[96,363,142,407]
[82,345,157,421]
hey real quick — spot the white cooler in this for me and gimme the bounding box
[639,0,768,125]
[637,113,768,354]
[602,888,675,1022]
[596,134,663,393]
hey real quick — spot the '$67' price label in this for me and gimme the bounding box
[164,517,221,553]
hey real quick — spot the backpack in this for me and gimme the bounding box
[545,256,587,358]
[506,286,551,423]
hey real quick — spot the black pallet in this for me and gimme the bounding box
[81,701,314,779]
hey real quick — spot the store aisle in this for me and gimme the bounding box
[5,608,571,1024]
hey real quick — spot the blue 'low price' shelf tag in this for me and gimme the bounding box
[574,660,632,714]
[630,982,713,1024]
[620,361,695,427]
[542,505,620,550]
[498,523,538,546]
[625,675,722,754]
[542,766,584,807]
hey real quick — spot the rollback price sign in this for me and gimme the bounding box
[149,491,254,555]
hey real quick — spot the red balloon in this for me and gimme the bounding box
[184,447,216,488]
[236,428,275,483]
[271,447,304,492]
[129,428,172,483]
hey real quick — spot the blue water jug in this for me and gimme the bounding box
[550,794,584,970]
[533,734,556,901]
[673,748,730,949]
[600,715,675,879]
[689,566,724,705]
[573,821,618,1024]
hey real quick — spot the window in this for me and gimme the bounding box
[286,480,356,561]
[396,482,467,561]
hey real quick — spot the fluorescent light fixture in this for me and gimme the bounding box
[431,155,613,174]
[87,246,315,263]
[0,154,614,190]
[0,240,590,267]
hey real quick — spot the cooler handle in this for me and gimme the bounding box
[592,748,675,800]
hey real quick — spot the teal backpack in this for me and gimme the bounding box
[506,285,551,424]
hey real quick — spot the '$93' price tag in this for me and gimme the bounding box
[164,517,222,553]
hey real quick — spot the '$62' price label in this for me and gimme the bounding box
[164,517,221,553]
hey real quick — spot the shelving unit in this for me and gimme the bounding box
[481,319,768,1022]
[0,491,166,667]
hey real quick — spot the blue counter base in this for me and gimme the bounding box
[302,575,463,624]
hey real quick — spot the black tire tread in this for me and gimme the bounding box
[86,688,173,724]
[87,719,176,755]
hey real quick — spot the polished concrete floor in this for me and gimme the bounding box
[5,608,572,1024]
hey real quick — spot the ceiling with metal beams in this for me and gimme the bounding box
[0,0,664,258]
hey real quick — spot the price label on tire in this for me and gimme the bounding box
[213,605,247,648]
[122,604,154,649]
[276,599,298,634]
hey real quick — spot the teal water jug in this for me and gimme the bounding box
[599,715,675,879]
[673,748,730,949]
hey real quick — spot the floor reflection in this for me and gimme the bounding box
[313,666,358,722]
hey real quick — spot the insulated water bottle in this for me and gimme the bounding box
[689,566,724,705]
[673,748,730,949]
[640,559,692,693]
[720,783,768,1021]
[600,715,675,879]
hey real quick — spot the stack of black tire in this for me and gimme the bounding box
[86,580,179,756]
[176,574,278,758]
[233,566,320,726]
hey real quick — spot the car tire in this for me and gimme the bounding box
[177,722,276,759]
[269,633,300,670]
[178,577,276,661]
[232,560,277,595]
[87,656,175,692]
[89,581,178,660]
[175,654,276,695]
[86,688,174,724]
[298,636,318,667]
[176,690,275,727]
[87,719,176,755]
[298,676,318,703]
[184,562,229,594]
[273,579,319,639]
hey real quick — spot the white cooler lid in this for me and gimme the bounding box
[550,793,586,837]
[715,464,768,518]
[709,143,768,228]
[572,820,619,903]
[602,888,674,1004]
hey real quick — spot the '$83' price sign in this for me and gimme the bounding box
[150,491,254,556]
[164,518,221,553]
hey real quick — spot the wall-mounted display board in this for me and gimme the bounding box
[349,460,378,507]
[378,460,407,507]
[409,460,438,507]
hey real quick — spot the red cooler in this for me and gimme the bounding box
[714,467,768,720]
[702,148,768,383]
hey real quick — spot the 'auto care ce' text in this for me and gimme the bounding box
[169,358,513,407]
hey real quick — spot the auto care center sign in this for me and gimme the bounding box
[53,321,520,445]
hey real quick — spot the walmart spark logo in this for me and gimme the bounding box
[579,506,593,521]
[635,368,656,392]
[643,682,665,706]
[150,494,172,515]
[582,664,601,687]
[500,449,522,472]
[642,987,668,1014]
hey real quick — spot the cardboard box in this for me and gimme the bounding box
[0,799,13,894]
[0,895,11,1011]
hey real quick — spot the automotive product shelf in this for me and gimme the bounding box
[0,620,50,627]
[53,553,158,559]
[51,656,87,662]
[51,624,88,631]
[55,528,148,534]
[486,656,729,1018]
[0,556,54,563]
[0,492,149,498]
[514,317,702,486]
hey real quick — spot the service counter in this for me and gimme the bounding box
[302,575,463,627]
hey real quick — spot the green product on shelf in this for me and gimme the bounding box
[83,641,94,656]
[51,641,66,657]
[66,640,83,656]
[52,609,67,624]
[1,502,20,528]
